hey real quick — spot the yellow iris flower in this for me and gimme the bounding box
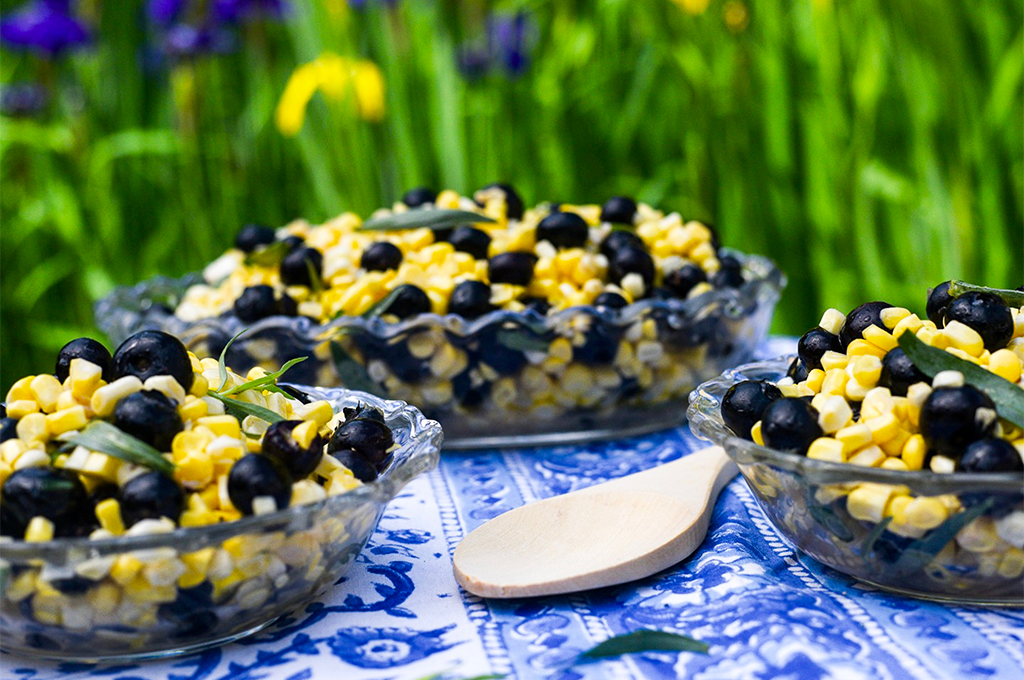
[275,53,385,136]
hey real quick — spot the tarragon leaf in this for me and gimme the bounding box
[362,287,407,318]
[576,630,708,663]
[61,421,174,476]
[860,516,893,558]
[891,498,995,577]
[948,281,1024,307]
[244,241,290,268]
[329,341,385,395]
[217,330,247,394]
[358,208,495,232]
[218,356,308,397]
[496,328,549,353]
[209,393,285,424]
[898,332,1024,428]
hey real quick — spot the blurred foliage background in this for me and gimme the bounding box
[1,0,1022,392]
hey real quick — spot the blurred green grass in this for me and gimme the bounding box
[1,0,1021,392]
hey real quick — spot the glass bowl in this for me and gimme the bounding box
[687,356,1024,606]
[0,388,442,661]
[95,251,784,449]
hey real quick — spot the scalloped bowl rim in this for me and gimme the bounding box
[0,387,443,560]
[687,355,1024,492]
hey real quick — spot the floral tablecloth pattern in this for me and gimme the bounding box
[4,338,1022,680]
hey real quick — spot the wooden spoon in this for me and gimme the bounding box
[453,445,737,598]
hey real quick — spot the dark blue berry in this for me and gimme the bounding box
[798,327,842,370]
[600,196,637,225]
[608,246,655,288]
[262,420,324,478]
[327,418,393,471]
[573,323,619,366]
[919,386,997,459]
[488,252,536,286]
[402,187,437,207]
[227,455,292,515]
[958,438,1023,473]
[448,281,496,318]
[342,403,385,423]
[449,226,492,259]
[113,390,182,451]
[113,330,194,391]
[234,285,279,323]
[382,284,432,319]
[839,301,892,348]
[722,380,783,440]
[477,183,524,220]
[119,471,185,527]
[1,468,89,538]
[536,211,589,249]
[761,397,822,454]
[664,264,707,299]
[599,230,644,259]
[594,292,629,310]
[710,256,745,288]
[520,296,551,316]
[1,417,18,443]
[786,357,808,383]
[234,224,276,253]
[280,246,323,288]
[946,291,1013,351]
[926,281,953,326]
[361,242,404,272]
[55,337,113,382]
[879,348,928,397]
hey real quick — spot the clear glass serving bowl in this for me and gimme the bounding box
[95,251,784,449]
[687,357,1024,606]
[0,389,442,661]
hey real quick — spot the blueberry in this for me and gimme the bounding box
[958,438,1024,473]
[594,292,629,310]
[119,471,185,527]
[919,386,997,459]
[839,301,892,348]
[477,328,529,375]
[1,468,89,538]
[476,183,524,221]
[234,285,280,323]
[878,348,928,396]
[227,454,292,515]
[279,246,323,287]
[600,196,637,225]
[382,284,432,319]
[0,503,25,538]
[47,574,92,595]
[797,327,842,370]
[361,242,404,272]
[722,380,783,440]
[536,211,589,249]
[402,187,437,207]
[452,371,491,410]
[279,235,305,252]
[327,418,393,471]
[945,291,1013,351]
[599,230,644,259]
[573,322,620,366]
[328,447,378,483]
[786,357,809,383]
[0,417,17,443]
[926,281,953,326]
[520,296,552,316]
[760,397,822,454]
[88,482,119,506]
[649,287,676,300]
[488,252,537,286]
[664,264,707,299]
[279,293,299,316]
[448,281,496,318]
[234,224,277,253]
[113,330,194,391]
[449,226,492,259]
[342,402,385,423]
[55,337,113,382]
[608,246,655,289]
[710,256,745,288]
[113,390,183,451]
[261,419,324,478]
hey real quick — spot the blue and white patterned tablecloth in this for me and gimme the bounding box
[4,338,1023,680]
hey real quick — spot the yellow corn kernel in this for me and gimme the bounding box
[865,412,901,444]
[846,339,887,359]
[30,374,63,413]
[956,516,999,553]
[863,325,898,352]
[178,395,209,421]
[172,428,214,461]
[91,376,144,417]
[96,498,125,535]
[56,390,79,412]
[69,358,104,399]
[880,428,911,457]
[297,400,334,428]
[848,445,886,467]
[831,421,872,454]
[86,582,121,615]
[45,405,89,437]
[847,483,896,522]
[110,555,142,586]
[0,439,27,465]
[815,395,853,434]
[144,375,187,404]
[917,325,949,349]
[904,497,949,530]
[327,468,361,494]
[820,351,848,372]
[548,337,573,363]
[189,371,209,398]
[888,494,912,519]
[844,379,869,402]
[212,569,247,601]
[6,399,39,419]
[818,308,846,336]
[820,368,848,396]
[124,575,177,604]
[6,376,35,403]
[880,307,911,329]
[880,457,908,471]
[941,320,984,357]
[850,355,883,385]
[25,516,55,542]
[175,453,214,490]
[291,420,319,450]
[197,415,242,440]
[807,437,845,463]
[16,412,49,444]
[891,312,923,338]
[988,349,1022,383]
[860,386,895,419]
[998,548,1024,579]
[83,452,120,482]
[900,434,925,470]
[751,420,764,445]
[804,368,825,393]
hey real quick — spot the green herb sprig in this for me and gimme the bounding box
[577,629,708,662]
[61,421,174,476]
[947,281,1024,307]
[358,208,495,232]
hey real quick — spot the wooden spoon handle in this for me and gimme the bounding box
[586,446,736,504]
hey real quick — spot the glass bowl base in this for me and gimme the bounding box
[846,573,1024,608]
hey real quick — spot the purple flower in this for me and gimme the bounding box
[0,82,48,117]
[0,0,90,56]
[212,0,290,23]
[456,44,490,81]
[487,11,534,77]
[161,22,235,59]
[146,0,186,28]
[347,0,400,10]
